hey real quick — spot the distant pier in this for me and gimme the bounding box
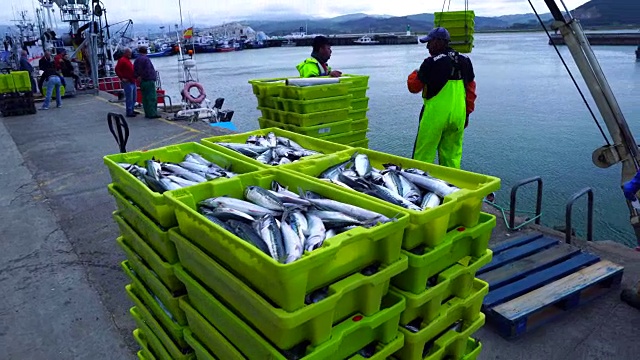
[266,33,418,47]
[549,32,640,46]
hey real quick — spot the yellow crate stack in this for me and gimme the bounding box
[104,127,501,360]
[250,75,370,148]
[280,146,501,359]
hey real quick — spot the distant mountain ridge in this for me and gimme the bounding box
[240,0,639,36]
[241,11,556,36]
[2,1,638,36]
[573,0,640,26]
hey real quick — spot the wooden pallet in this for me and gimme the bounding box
[477,232,624,339]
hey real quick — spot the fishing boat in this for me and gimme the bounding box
[216,39,235,52]
[353,35,379,45]
[172,2,235,129]
[636,45,640,61]
[281,39,297,47]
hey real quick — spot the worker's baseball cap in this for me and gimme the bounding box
[419,27,451,43]
[313,36,331,48]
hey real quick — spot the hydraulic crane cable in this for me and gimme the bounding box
[528,0,611,146]
[437,0,471,46]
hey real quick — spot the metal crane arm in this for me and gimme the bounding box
[541,0,640,243]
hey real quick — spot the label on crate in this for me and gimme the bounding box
[318,127,331,134]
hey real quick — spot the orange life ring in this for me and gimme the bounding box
[182,82,206,104]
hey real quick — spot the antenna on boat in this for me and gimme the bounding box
[178,0,184,32]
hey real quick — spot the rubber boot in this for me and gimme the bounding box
[621,281,640,311]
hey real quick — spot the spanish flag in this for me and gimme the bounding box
[183,27,193,39]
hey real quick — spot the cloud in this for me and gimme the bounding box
[1,0,590,25]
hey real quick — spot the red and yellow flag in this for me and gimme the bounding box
[183,27,193,39]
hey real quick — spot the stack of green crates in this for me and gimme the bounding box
[0,71,36,117]
[250,76,370,148]
[341,74,370,148]
[434,11,475,54]
[104,142,265,360]
[104,129,502,360]
[280,147,502,360]
[162,166,412,359]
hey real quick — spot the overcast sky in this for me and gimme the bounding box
[4,0,590,25]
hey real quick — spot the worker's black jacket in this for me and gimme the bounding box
[417,47,475,100]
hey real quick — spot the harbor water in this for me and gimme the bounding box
[149,32,640,247]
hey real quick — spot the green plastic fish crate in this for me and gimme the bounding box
[450,34,475,43]
[349,86,369,99]
[164,168,408,312]
[11,71,32,92]
[249,78,286,97]
[200,127,351,168]
[137,349,154,360]
[257,106,279,121]
[395,278,487,360]
[180,298,405,360]
[280,94,353,114]
[285,107,350,127]
[117,233,184,293]
[122,259,187,328]
[133,329,156,360]
[259,117,353,138]
[281,82,351,100]
[282,147,501,250]
[177,273,406,359]
[435,22,476,31]
[348,139,369,149]
[184,328,242,360]
[0,74,16,94]
[257,116,285,130]
[114,210,182,290]
[451,43,473,54]
[323,129,368,145]
[349,107,368,121]
[434,10,475,22]
[126,282,188,349]
[340,74,369,88]
[393,250,492,326]
[109,187,177,264]
[427,337,482,360]
[172,232,406,349]
[41,84,65,97]
[130,307,194,360]
[104,142,264,228]
[122,261,187,326]
[182,306,245,360]
[257,96,278,109]
[392,213,495,294]
[351,97,369,111]
[353,118,368,132]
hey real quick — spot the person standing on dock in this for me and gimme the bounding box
[296,36,342,78]
[133,46,160,119]
[116,48,137,117]
[18,50,36,93]
[39,65,64,110]
[406,27,476,169]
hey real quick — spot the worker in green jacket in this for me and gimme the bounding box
[406,27,476,169]
[296,36,342,78]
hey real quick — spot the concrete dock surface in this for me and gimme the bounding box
[1,94,639,359]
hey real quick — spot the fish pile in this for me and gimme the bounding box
[117,153,237,193]
[196,181,392,264]
[316,153,461,211]
[216,132,320,166]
